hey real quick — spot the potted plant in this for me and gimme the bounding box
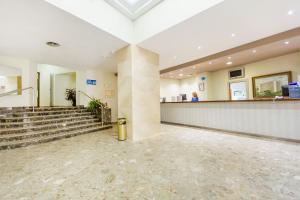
[65,89,76,106]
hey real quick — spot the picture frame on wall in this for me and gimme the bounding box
[252,71,292,98]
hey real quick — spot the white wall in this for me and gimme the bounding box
[0,55,37,107]
[134,0,224,43]
[54,73,76,106]
[160,72,212,101]
[38,64,77,106]
[45,0,133,43]
[160,78,180,102]
[161,101,300,141]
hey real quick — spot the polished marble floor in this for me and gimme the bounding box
[0,124,300,200]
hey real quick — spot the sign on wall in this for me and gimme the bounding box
[86,79,96,85]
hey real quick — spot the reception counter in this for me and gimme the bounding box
[161,99,300,142]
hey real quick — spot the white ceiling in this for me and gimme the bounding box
[0,0,128,71]
[138,0,300,70]
[104,0,164,20]
[161,35,300,79]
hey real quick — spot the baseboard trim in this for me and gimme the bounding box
[161,121,300,144]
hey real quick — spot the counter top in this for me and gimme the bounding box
[161,98,300,103]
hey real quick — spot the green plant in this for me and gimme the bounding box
[65,89,76,106]
[87,98,105,113]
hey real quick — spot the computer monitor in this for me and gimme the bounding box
[180,94,187,101]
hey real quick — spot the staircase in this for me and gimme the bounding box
[0,106,112,150]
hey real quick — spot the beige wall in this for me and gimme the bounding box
[85,70,118,122]
[161,52,300,101]
[211,52,300,100]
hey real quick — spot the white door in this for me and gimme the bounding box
[229,81,248,100]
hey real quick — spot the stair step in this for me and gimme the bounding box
[0,115,97,128]
[0,112,92,122]
[0,124,112,150]
[4,109,89,117]
[0,122,106,142]
[0,106,84,114]
[0,118,101,135]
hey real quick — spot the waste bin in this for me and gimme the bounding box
[118,118,127,141]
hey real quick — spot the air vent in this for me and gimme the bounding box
[229,68,244,79]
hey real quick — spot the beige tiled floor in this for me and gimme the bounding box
[0,124,300,200]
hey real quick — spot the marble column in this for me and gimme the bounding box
[117,45,160,141]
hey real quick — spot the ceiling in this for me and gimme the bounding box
[160,34,300,79]
[139,0,300,70]
[0,0,128,71]
[104,0,164,20]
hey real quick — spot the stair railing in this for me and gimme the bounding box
[0,87,35,112]
[78,90,104,126]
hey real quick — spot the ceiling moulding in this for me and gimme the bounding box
[104,0,164,20]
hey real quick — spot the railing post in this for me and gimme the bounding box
[32,88,35,112]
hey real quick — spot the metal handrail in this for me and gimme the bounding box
[78,90,104,126]
[0,87,35,112]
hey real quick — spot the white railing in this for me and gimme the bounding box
[78,90,104,126]
[0,87,35,112]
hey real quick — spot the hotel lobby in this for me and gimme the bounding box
[0,0,300,199]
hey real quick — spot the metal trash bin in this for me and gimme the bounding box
[118,118,127,141]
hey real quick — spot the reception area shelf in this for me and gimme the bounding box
[161,100,300,142]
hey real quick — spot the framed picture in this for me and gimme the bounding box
[252,71,292,98]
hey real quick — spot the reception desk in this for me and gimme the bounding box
[161,99,300,142]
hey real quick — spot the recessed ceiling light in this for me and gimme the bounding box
[231,33,236,37]
[227,56,232,60]
[284,41,290,45]
[46,41,60,47]
[197,46,202,50]
[208,61,212,65]
[179,74,183,77]
[252,49,257,53]
[226,61,233,65]
[288,10,294,15]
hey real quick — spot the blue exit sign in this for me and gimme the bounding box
[86,79,96,85]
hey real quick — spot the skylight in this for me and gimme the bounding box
[105,0,164,20]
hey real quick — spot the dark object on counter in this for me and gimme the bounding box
[180,94,187,101]
[282,86,289,96]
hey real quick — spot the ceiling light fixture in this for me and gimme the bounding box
[226,61,233,65]
[252,49,257,53]
[284,41,290,45]
[288,10,294,15]
[227,56,232,60]
[208,62,212,65]
[197,46,202,50]
[231,33,236,37]
[179,74,183,77]
[46,41,60,47]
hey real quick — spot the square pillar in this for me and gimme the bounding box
[117,45,160,141]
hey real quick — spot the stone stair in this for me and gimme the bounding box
[0,106,112,150]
